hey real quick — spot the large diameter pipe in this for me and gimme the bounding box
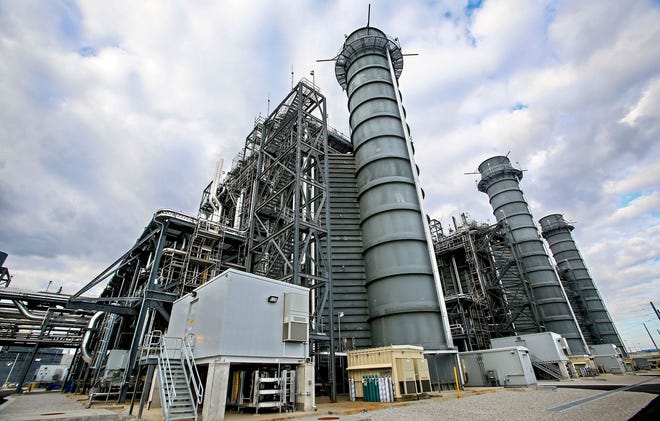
[81,311,104,364]
[539,214,626,355]
[477,156,588,355]
[335,26,451,350]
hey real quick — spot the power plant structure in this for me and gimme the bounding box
[476,156,588,356]
[0,24,629,420]
[334,26,453,352]
[539,214,627,355]
[428,156,626,362]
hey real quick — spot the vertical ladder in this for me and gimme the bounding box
[91,313,117,379]
[280,369,296,412]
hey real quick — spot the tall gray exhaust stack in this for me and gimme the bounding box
[477,156,588,355]
[335,27,452,350]
[539,214,626,355]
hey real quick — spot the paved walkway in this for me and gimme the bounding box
[0,390,119,421]
[0,374,656,420]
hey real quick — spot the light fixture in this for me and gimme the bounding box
[267,295,279,303]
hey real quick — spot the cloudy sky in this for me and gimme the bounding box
[1,0,658,351]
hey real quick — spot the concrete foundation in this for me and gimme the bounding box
[202,360,230,421]
[296,362,315,411]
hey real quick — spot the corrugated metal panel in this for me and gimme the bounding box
[327,153,372,349]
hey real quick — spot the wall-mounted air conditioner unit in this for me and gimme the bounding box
[283,293,308,342]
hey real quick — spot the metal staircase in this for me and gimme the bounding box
[529,354,564,380]
[145,331,203,421]
[487,227,542,336]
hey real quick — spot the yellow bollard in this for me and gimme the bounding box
[453,366,461,398]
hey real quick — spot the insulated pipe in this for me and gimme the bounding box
[477,156,588,355]
[539,214,627,355]
[208,159,224,218]
[335,26,451,350]
[81,311,104,364]
[12,300,44,321]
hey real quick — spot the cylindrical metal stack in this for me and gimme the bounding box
[335,27,450,349]
[477,156,587,355]
[539,214,626,354]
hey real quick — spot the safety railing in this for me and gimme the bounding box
[182,334,204,406]
[142,330,204,414]
[529,354,564,380]
[142,331,177,408]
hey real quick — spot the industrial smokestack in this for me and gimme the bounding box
[477,156,588,355]
[539,214,626,355]
[335,26,452,350]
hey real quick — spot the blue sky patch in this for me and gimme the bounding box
[620,192,642,207]
[78,46,97,57]
[544,1,558,23]
[465,0,484,18]
[512,102,528,111]
[57,1,83,42]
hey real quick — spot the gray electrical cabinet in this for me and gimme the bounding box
[491,332,570,362]
[590,344,627,374]
[460,347,537,387]
[167,269,310,364]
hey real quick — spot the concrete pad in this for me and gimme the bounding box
[0,391,119,421]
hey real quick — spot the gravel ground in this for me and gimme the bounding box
[293,387,657,421]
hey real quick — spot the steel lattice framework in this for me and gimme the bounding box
[247,80,335,336]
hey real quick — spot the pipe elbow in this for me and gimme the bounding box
[13,300,43,321]
[81,311,104,364]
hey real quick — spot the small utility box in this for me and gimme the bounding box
[167,269,309,364]
[34,364,69,384]
[347,345,432,400]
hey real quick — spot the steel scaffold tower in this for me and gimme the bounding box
[432,216,545,351]
[245,81,336,387]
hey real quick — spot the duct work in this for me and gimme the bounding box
[335,26,452,350]
[477,156,588,355]
[539,214,626,356]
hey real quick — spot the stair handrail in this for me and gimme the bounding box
[182,334,204,406]
[155,331,177,407]
[140,330,159,361]
[529,353,563,379]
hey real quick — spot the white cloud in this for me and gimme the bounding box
[0,0,659,349]
[621,77,660,126]
[607,192,660,223]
